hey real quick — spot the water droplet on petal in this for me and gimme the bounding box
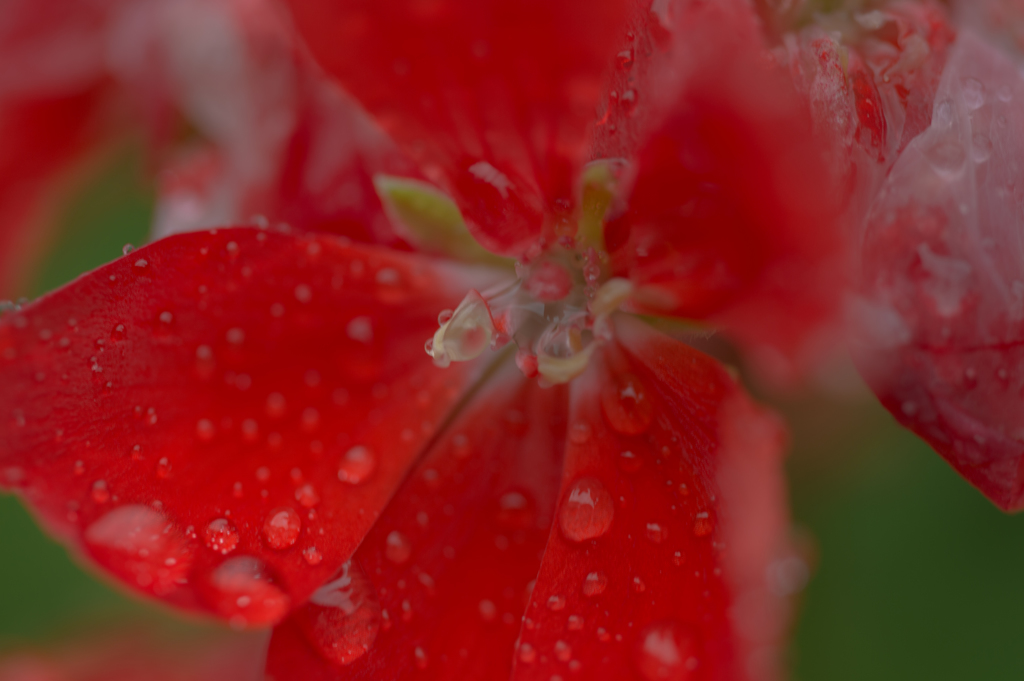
[518,643,537,664]
[601,373,653,434]
[617,48,634,69]
[555,640,572,662]
[297,560,381,666]
[338,446,376,484]
[84,505,192,594]
[196,419,215,441]
[295,483,319,508]
[583,571,608,597]
[478,599,497,622]
[122,244,135,256]
[547,594,566,611]
[963,77,985,110]
[618,449,642,473]
[414,646,428,670]
[205,518,239,555]
[972,133,993,163]
[635,622,699,681]
[497,490,536,529]
[569,422,592,444]
[692,511,713,538]
[91,480,110,504]
[385,531,412,564]
[646,522,667,544]
[559,478,614,542]
[303,546,323,565]
[568,614,584,631]
[263,507,301,549]
[207,556,290,627]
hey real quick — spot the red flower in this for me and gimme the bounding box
[9,0,1015,679]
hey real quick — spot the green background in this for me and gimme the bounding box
[2,146,1023,678]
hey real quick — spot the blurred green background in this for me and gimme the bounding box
[2,145,1023,679]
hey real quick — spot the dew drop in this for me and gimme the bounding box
[294,284,313,304]
[633,576,647,593]
[226,327,245,345]
[555,640,572,662]
[205,518,240,555]
[303,546,323,565]
[110,324,126,342]
[569,422,592,444]
[617,48,634,69]
[583,571,608,597]
[263,507,301,549]
[84,505,192,595]
[646,522,667,544]
[91,480,110,504]
[122,244,135,256]
[635,622,699,681]
[547,594,566,611]
[618,449,642,473]
[385,530,412,564]
[295,483,319,508]
[266,393,286,418]
[568,614,584,631]
[297,560,381,666]
[497,490,536,529]
[559,478,614,542]
[207,556,290,627]
[601,373,653,434]
[156,457,171,479]
[972,133,993,163]
[692,511,713,538]
[963,77,985,110]
[414,646,429,669]
[518,643,537,664]
[196,418,215,441]
[478,599,497,622]
[338,446,376,484]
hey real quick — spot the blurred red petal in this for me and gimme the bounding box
[511,316,793,681]
[267,364,568,679]
[0,228,494,622]
[853,32,1024,511]
[284,0,630,255]
[608,0,843,381]
[0,631,264,681]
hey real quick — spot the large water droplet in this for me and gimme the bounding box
[207,556,290,627]
[338,446,376,484]
[297,560,381,666]
[385,530,412,564]
[601,373,653,434]
[84,505,192,595]
[263,507,301,549]
[926,140,966,178]
[559,478,614,542]
[205,518,240,555]
[635,622,699,681]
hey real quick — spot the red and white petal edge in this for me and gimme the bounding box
[284,0,630,256]
[854,32,1024,510]
[512,316,793,681]
[267,364,568,679]
[0,228,494,624]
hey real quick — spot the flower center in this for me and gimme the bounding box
[425,242,633,384]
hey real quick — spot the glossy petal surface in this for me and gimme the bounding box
[0,228,491,622]
[607,0,843,380]
[267,363,568,679]
[512,316,792,681]
[285,0,629,255]
[854,33,1024,510]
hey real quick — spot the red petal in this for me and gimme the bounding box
[607,0,844,381]
[266,364,568,678]
[512,316,794,681]
[853,33,1024,511]
[283,0,630,255]
[0,228,493,623]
